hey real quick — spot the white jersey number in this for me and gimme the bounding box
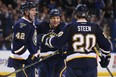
[72,34,96,52]
[16,32,25,40]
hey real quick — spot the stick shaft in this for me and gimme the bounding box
[106,67,114,77]
[0,50,59,77]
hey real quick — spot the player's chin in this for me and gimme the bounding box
[32,17,35,21]
[53,24,58,27]
[53,23,60,27]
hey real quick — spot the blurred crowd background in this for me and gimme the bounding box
[0,0,116,52]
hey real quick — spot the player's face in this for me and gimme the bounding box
[50,16,61,28]
[29,7,36,21]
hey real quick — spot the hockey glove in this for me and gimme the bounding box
[99,53,111,68]
[27,50,40,63]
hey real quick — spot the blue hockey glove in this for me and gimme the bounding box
[27,50,40,63]
[99,53,111,68]
[27,54,40,64]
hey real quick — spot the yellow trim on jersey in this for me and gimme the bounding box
[59,66,66,77]
[10,55,25,60]
[59,60,67,77]
[10,49,30,60]
[0,72,15,76]
[66,53,96,62]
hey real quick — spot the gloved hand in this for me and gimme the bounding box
[27,50,40,63]
[99,53,111,68]
[39,51,55,58]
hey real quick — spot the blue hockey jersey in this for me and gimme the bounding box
[37,21,66,51]
[37,21,67,59]
[10,17,38,60]
[44,19,111,68]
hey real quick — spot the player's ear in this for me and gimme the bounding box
[74,15,77,20]
[50,18,52,23]
[24,10,29,16]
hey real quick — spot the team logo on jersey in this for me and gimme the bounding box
[33,30,37,46]
[49,32,57,37]
[20,23,26,28]
[57,31,63,37]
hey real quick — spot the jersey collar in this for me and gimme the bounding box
[77,19,87,22]
[22,16,32,23]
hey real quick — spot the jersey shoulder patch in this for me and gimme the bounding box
[20,23,26,28]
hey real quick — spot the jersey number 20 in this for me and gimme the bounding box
[73,34,96,52]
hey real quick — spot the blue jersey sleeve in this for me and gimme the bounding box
[46,23,71,48]
[96,25,111,54]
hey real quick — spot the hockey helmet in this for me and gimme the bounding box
[49,9,61,18]
[20,2,36,13]
[74,4,88,18]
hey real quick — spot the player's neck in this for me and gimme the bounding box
[49,24,57,29]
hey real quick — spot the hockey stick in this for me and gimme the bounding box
[94,47,114,77]
[5,34,12,41]
[0,50,59,77]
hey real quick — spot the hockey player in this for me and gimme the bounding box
[39,4,111,77]
[37,9,67,77]
[7,2,40,77]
